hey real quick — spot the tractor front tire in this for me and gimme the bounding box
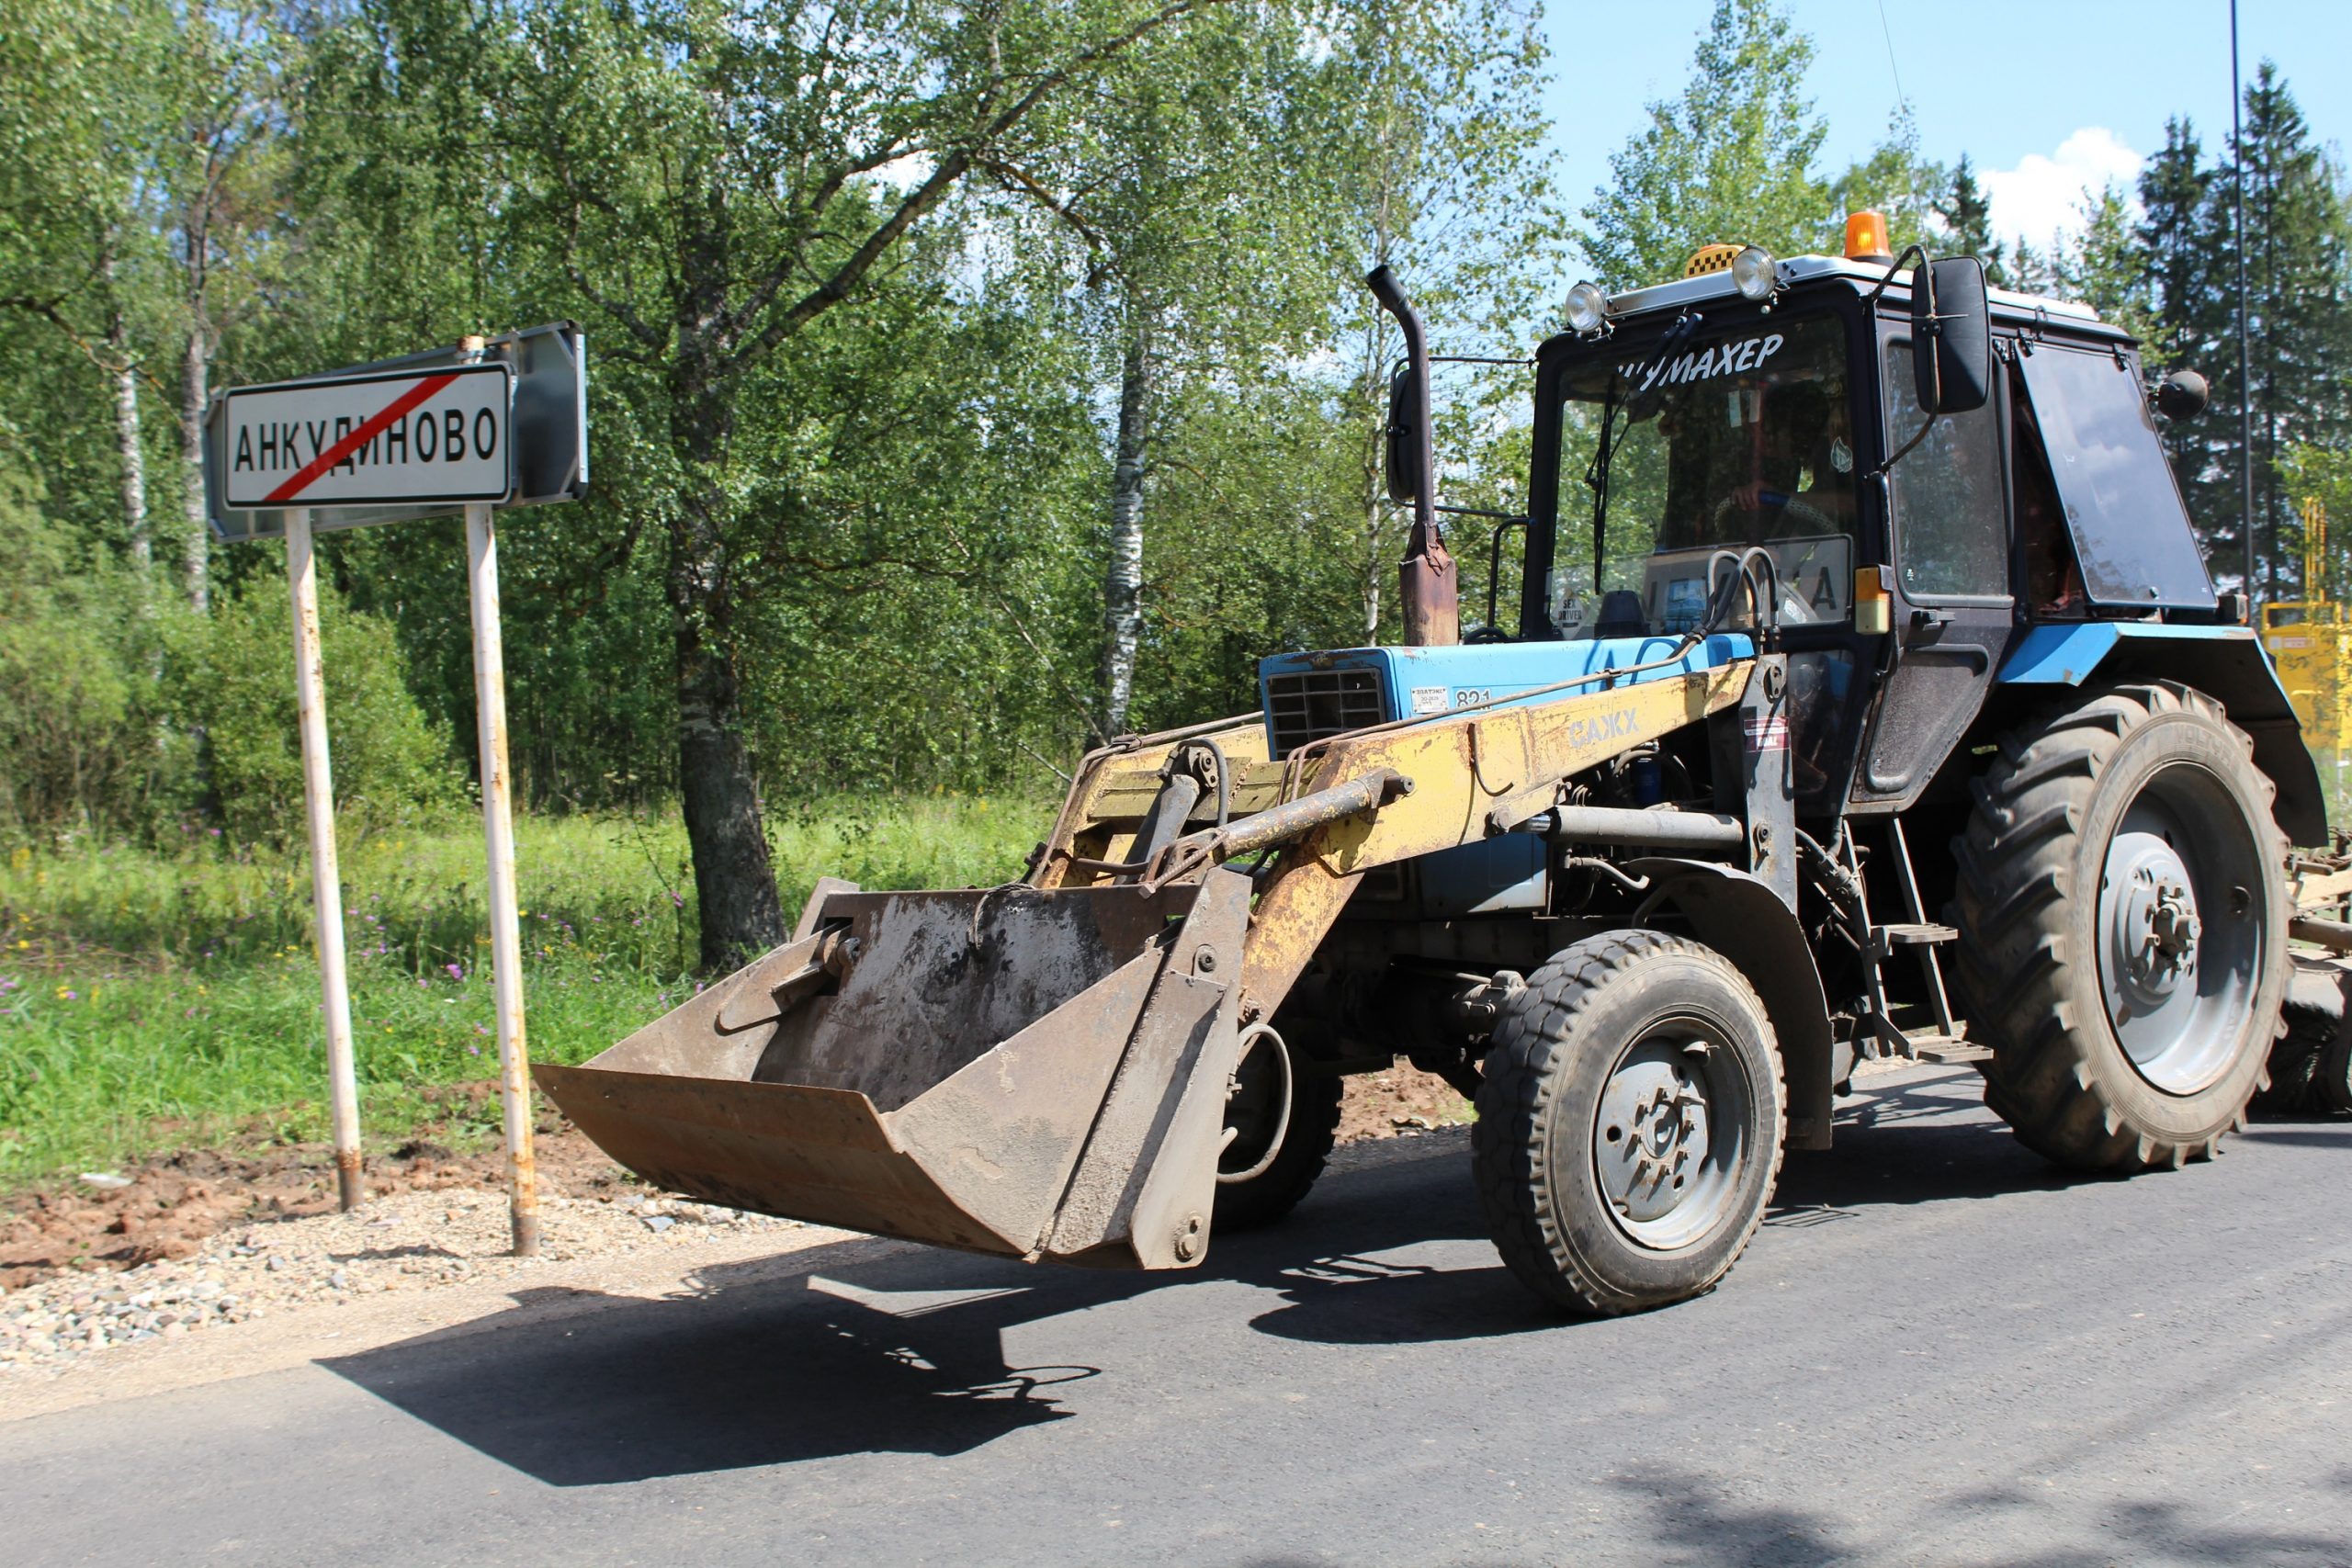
[1951,682,2288,1169]
[1473,931,1785,1315]
[1214,1055,1343,1232]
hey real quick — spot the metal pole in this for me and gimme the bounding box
[466,499,540,1257]
[2233,0,2256,610]
[286,506,364,1213]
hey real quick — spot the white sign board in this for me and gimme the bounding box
[222,364,513,509]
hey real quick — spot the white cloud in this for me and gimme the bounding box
[1980,128,2144,252]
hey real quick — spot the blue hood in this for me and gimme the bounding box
[1258,633,1753,735]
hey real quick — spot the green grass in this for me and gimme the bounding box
[0,794,1046,1186]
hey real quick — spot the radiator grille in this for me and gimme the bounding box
[1265,667,1388,758]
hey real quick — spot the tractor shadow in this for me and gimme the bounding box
[319,1067,2088,1486]
[318,1136,1519,1485]
[1771,1063,2103,1213]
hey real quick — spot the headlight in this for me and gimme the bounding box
[1565,280,1609,334]
[1731,245,1777,301]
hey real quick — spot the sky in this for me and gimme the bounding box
[1537,0,2352,263]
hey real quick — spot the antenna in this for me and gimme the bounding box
[1873,0,1908,114]
[2233,0,2256,609]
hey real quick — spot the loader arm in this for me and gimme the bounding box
[1228,663,1752,1019]
[1033,661,1754,1015]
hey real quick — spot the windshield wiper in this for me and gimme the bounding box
[1584,310,1703,596]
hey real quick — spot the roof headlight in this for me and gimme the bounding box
[1565,280,1610,335]
[1731,245,1778,302]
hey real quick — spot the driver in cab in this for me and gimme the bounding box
[1720,382,1854,537]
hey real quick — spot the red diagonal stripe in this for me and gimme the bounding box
[264,372,463,504]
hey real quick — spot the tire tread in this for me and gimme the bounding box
[1473,931,1786,1314]
[1949,681,2283,1169]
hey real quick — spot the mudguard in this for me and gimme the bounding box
[1998,624,2327,847]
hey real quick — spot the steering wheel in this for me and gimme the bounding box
[1712,491,1835,535]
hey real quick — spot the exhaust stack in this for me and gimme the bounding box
[1366,265,1460,647]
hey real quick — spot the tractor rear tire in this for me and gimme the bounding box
[1473,931,1785,1315]
[1214,1063,1343,1232]
[1951,682,2288,1169]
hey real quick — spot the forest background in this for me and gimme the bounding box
[3,0,2349,1176]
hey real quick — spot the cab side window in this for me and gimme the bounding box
[2010,364,2083,615]
[1885,340,2008,599]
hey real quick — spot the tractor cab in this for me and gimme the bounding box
[1514,216,2245,818]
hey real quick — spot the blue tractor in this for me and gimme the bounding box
[540,221,2327,1315]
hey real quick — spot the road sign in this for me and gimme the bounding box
[203,322,587,543]
[203,323,586,1255]
[222,364,512,510]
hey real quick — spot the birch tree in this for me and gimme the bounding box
[1005,6,1350,734]
[0,0,175,574]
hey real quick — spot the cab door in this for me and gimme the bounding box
[1850,330,2015,807]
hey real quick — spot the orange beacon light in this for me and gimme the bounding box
[1845,209,1894,265]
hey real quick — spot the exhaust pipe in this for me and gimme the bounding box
[1367,265,1459,648]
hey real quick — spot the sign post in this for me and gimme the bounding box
[205,325,586,1256]
[286,506,366,1213]
[465,494,539,1254]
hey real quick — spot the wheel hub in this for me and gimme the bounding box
[2096,769,2266,1097]
[2108,833,2200,1006]
[1595,1041,1728,1244]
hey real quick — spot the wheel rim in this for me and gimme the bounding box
[2096,761,2266,1095]
[1590,1020,1755,1250]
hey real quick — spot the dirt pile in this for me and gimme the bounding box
[0,1091,628,1291]
[1337,1063,1474,1143]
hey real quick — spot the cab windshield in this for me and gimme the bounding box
[1554,312,1856,637]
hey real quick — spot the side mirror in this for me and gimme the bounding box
[1911,256,1992,415]
[2155,368,2211,422]
[1384,364,1425,504]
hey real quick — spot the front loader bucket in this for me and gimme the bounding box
[534,870,1252,1269]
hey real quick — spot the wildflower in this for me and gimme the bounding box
[444,963,463,981]
[56,987,76,1001]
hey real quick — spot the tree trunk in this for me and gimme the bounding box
[103,257,149,573]
[668,328,785,972]
[1099,316,1151,736]
[178,326,210,611]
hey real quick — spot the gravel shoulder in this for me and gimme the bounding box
[0,1183,879,1422]
[0,1068,1487,1422]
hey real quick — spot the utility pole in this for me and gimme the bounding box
[2233,0,2256,611]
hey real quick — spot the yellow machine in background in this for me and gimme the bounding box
[2262,498,2352,751]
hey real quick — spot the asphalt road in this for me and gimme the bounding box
[5,1064,2349,1567]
